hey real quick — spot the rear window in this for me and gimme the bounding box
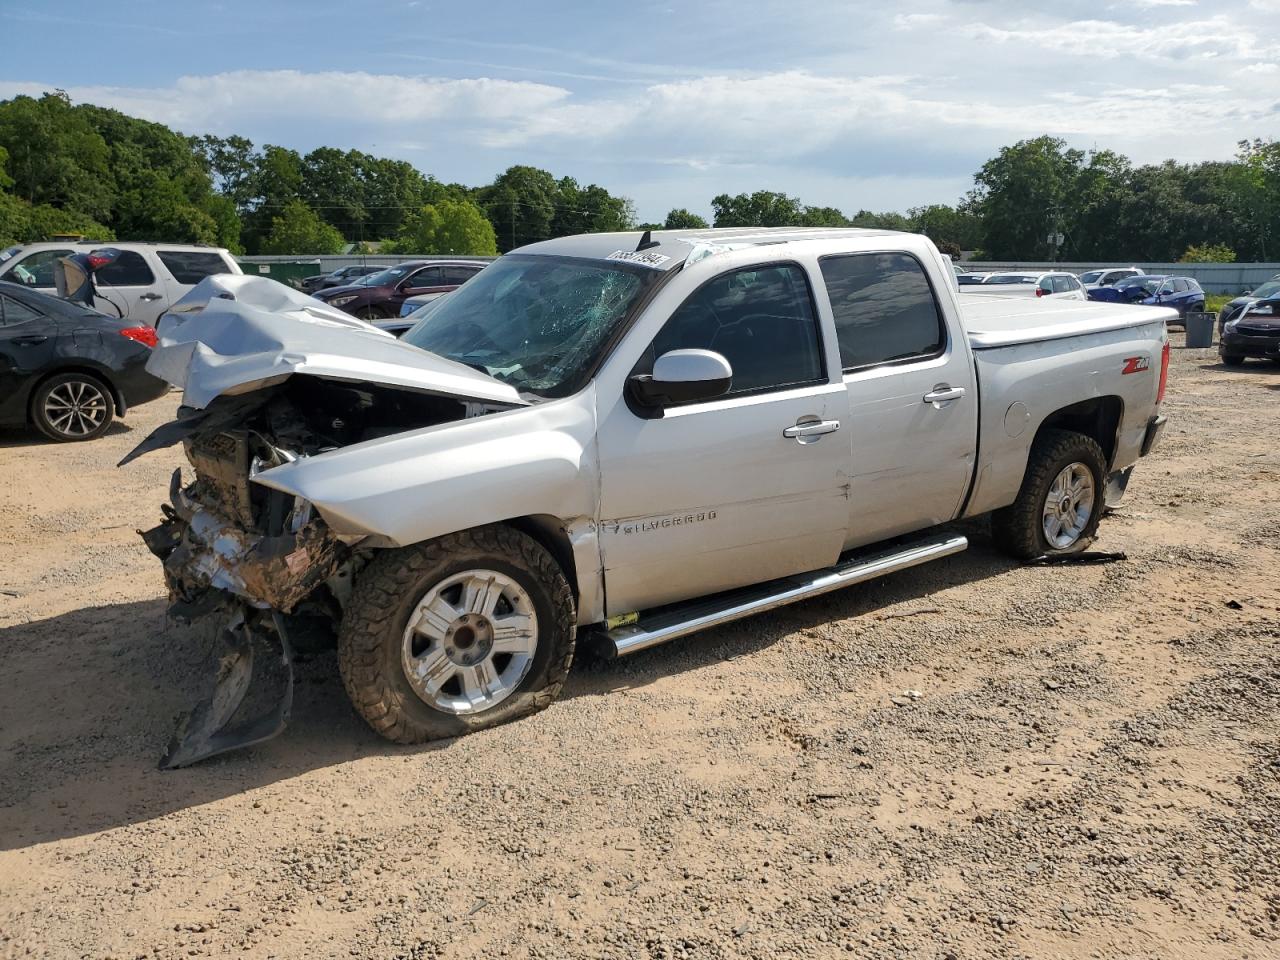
[820,252,945,370]
[0,293,44,325]
[444,265,481,285]
[158,251,231,285]
[98,251,155,286]
[1080,271,1103,283]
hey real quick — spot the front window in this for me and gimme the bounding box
[1251,280,1280,299]
[986,274,1036,285]
[402,254,655,398]
[3,249,72,287]
[1080,271,1103,284]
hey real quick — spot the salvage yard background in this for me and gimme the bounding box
[1,334,1277,960]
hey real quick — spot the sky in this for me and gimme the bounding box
[2,0,1278,222]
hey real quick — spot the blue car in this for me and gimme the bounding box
[1088,274,1205,320]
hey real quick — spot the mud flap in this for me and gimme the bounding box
[160,607,295,770]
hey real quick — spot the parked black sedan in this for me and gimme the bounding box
[0,281,169,441]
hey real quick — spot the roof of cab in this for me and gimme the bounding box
[514,227,909,270]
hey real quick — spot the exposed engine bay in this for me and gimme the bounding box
[129,374,489,768]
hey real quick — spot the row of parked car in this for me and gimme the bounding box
[957,266,1207,318]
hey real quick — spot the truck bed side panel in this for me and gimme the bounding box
[962,319,1167,518]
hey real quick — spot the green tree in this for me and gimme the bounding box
[908,204,981,251]
[0,92,112,219]
[190,134,258,211]
[552,177,634,236]
[798,205,851,227]
[1180,243,1236,263]
[479,165,559,252]
[1233,139,1280,260]
[386,199,498,255]
[848,209,911,231]
[663,208,708,229]
[261,199,344,255]
[301,147,367,238]
[711,190,804,227]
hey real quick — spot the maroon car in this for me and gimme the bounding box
[311,260,487,320]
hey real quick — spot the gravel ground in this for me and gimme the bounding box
[1,334,1277,960]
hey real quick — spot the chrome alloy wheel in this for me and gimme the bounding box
[401,569,539,715]
[43,379,109,438]
[1042,462,1095,549]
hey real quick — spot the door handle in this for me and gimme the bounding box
[12,335,48,346]
[783,419,840,442]
[139,292,164,302]
[923,385,966,405]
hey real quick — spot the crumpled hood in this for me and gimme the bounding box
[147,274,527,410]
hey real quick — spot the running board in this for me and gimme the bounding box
[594,533,968,659]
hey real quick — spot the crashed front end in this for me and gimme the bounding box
[127,274,526,768]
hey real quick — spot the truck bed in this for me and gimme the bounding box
[959,294,1175,349]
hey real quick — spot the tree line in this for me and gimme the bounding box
[1,91,1277,263]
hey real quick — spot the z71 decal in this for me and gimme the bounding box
[1122,356,1150,374]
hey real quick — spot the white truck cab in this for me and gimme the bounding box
[127,228,1172,767]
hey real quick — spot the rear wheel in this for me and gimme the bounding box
[338,524,576,743]
[1221,354,1246,367]
[31,372,116,442]
[992,429,1107,561]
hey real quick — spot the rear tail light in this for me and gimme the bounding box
[1035,287,1046,297]
[119,326,158,349]
[1157,340,1170,404]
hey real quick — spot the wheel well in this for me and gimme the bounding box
[1036,396,1123,467]
[27,366,121,423]
[502,515,579,603]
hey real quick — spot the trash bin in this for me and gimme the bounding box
[1185,311,1215,348]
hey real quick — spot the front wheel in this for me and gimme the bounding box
[1221,353,1246,367]
[338,524,576,743]
[992,429,1107,561]
[355,306,386,321]
[31,371,116,442]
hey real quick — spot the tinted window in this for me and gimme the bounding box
[821,253,944,370]
[1173,278,1189,293]
[157,251,230,285]
[5,249,73,287]
[406,266,444,288]
[444,265,481,285]
[1040,277,1056,293]
[1080,271,1103,284]
[653,263,823,395]
[1051,276,1070,293]
[0,294,44,325]
[98,251,155,286]
[987,275,1035,285]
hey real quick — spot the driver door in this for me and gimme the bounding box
[595,262,850,617]
[393,266,447,313]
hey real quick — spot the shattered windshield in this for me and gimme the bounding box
[402,254,654,398]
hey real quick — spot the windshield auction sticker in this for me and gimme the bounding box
[607,250,671,268]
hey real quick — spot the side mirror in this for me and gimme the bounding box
[629,349,732,408]
[1243,289,1253,296]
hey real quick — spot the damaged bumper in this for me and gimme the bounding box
[141,468,347,769]
[143,469,345,614]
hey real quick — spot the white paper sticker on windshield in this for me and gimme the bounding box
[607,250,671,268]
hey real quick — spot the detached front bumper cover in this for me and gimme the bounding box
[141,469,346,769]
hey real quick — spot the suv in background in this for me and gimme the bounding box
[1079,267,1144,290]
[300,263,389,294]
[0,242,240,326]
[311,259,487,320]
[961,271,1087,300]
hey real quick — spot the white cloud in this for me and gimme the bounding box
[960,16,1262,61]
[0,70,569,134]
[892,13,944,29]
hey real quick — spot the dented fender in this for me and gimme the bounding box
[250,386,606,621]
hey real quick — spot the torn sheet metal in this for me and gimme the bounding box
[149,274,528,410]
[159,607,295,770]
[144,469,346,613]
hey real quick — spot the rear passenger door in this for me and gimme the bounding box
[819,253,978,550]
[93,250,168,325]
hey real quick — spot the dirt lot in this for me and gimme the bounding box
[1,334,1277,960]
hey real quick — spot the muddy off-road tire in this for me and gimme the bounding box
[992,429,1107,562]
[338,524,575,743]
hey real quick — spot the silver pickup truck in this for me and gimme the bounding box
[127,228,1171,766]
